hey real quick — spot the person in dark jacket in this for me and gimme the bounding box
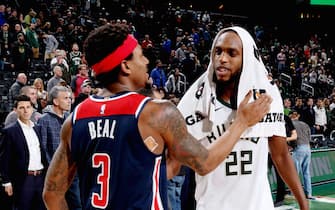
[10,32,32,73]
[71,78,92,111]
[0,95,48,210]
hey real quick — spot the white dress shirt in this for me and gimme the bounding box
[17,119,44,171]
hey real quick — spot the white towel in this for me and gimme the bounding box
[178,26,285,139]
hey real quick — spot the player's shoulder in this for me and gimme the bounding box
[142,99,179,118]
[146,98,176,109]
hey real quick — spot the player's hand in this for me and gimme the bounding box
[236,90,272,127]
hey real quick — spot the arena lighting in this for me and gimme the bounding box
[310,0,335,6]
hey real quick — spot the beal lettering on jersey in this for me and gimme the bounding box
[88,119,116,140]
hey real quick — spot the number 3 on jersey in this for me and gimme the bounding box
[91,153,110,209]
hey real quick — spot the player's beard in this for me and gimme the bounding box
[213,70,241,109]
[213,70,241,88]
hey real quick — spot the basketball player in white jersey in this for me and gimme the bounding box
[178,26,309,210]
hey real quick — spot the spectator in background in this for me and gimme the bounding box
[5,85,42,127]
[302,97,316,134]
[70,63,89,98]
[0,94,48,210]
[50,49,71,84]
[271,114,297,207]
[283,97,292,116]
[37,85,81,209]
[141,34,153,50]
[11,23,23,44]
[201,11,211,24]
[314,98,328,134]
[0,23,14,68]
[71,79,92,111]
[293,96,304,116]
[165,66,187,99]
[41,21,52,34]
[8,73,27,111]
[160,34,172,64]
[38,85,72,163]
[47,65,64,93]
[33,78,48,111]
[277,48,287,73]
[329,95,335,111]
[10,32,32,73]
[181,51,197,84]
[175,43,187,62]
[54,26,67,50]
[0,4,6,27]
[41,31,59,63]
[6,9,20,31]
[290,110,314,200]
[150,59,167,90]
[25,21,40,60]
[23,9,37,28]
[68,42,83,75]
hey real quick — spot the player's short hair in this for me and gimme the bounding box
[83,24,133,87]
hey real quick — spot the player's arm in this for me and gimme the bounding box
[147,91,271,175]
[269,136,309,210]
[43,114,77,210]
[166,152,182,179]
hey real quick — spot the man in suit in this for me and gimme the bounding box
[0,95,48,210]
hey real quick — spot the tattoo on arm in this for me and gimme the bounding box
[44,144,71,193]
[151,102,209,173]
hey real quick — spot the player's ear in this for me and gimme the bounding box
[121,60,131,73]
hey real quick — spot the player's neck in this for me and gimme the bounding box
[99,84,132,97]
[216,82,235,104]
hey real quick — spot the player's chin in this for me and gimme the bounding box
[215,74,230,82]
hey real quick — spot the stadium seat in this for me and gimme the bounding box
[310,134,326,148]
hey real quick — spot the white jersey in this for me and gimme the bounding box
[177,26,286,210]
[190,99,276,210]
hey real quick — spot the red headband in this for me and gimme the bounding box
[92,35,138,75]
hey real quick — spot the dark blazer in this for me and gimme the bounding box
[0,121,48,198]
[301,106,315,128]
